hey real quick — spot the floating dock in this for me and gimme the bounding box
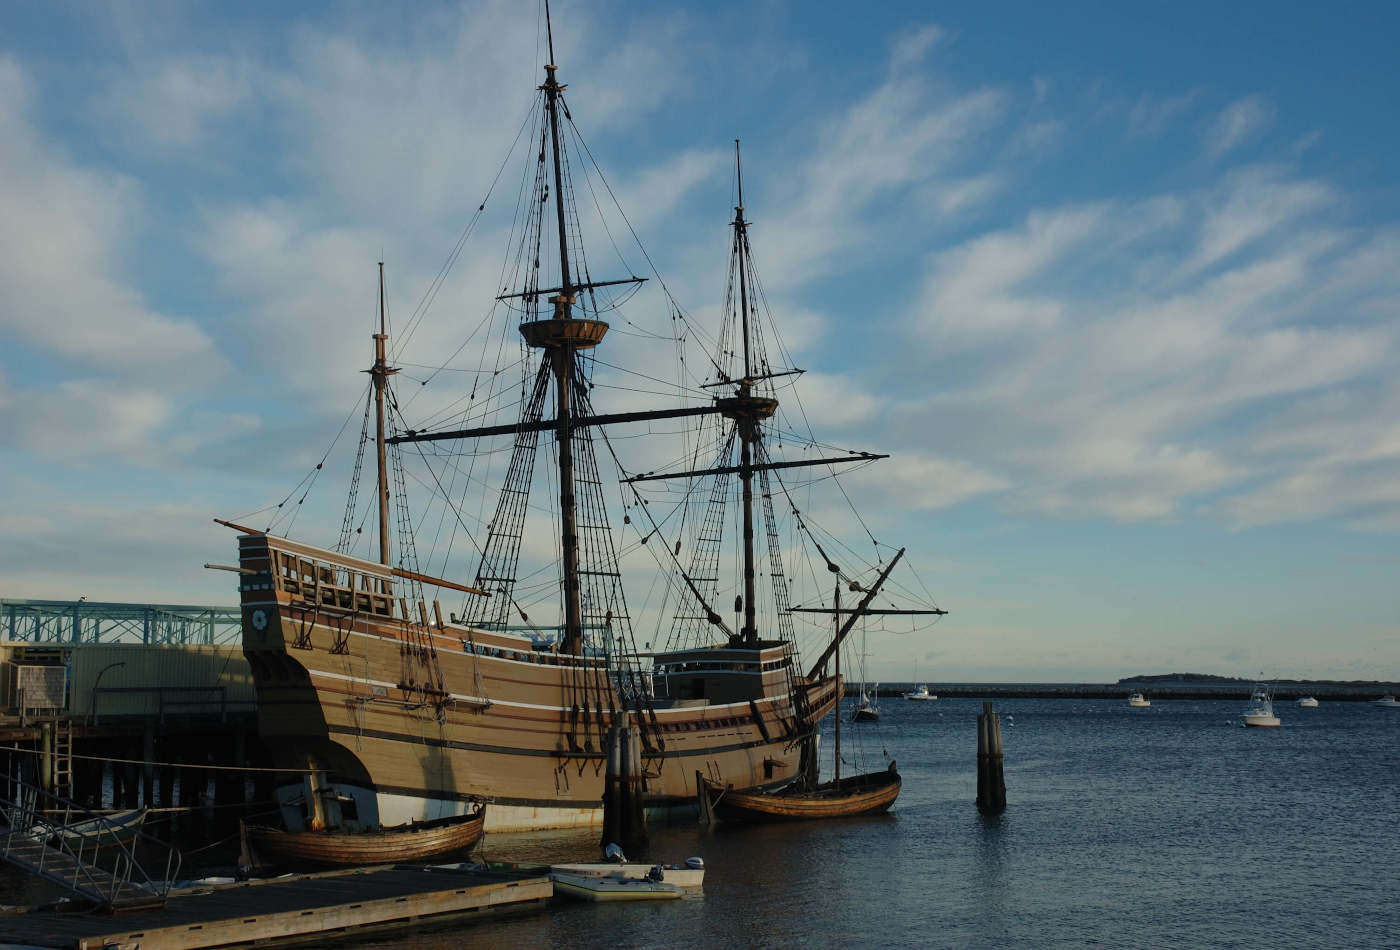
[0,864,550,949]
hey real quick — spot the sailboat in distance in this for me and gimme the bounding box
[220,7,942,836]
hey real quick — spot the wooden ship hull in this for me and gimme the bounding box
[244,809,484,869]
[701,766,900,822]
[235,532,840,834]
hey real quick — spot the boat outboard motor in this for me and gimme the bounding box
[604,843,627,864]
[646,865,665,882]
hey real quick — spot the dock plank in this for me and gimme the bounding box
[0,865,551,950]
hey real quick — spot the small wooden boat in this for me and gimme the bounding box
[550,870,683,901]
[42,808,147,849]
[243,809,484,869]
[700,764,900,822]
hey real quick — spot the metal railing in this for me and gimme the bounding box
[0,771,181,909]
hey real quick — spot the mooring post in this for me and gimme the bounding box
[976,701,1007,814]
[626,722,647,847]
[601,723,622,848]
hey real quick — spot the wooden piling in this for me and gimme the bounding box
[976,701,1006,814]
[142,725,156,808]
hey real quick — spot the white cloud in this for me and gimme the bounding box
[1127,90,1201,137]
[0,57,225,382]
[913,204,1109,345]
[1205,94,1276,156]
[102,57,253,150]
[897,164,1397,525]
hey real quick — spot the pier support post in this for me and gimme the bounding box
[38,722,54,794]
[976,701,1006,815]
[142,725,156,808]
[122,745,140,809]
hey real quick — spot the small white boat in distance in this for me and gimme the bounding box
[904,684,937,701]
[1372,694,1400,708]
[1127,692,1150,708]
[1243,685,1281,727]
[1297,696,1319,708]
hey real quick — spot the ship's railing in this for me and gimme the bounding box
[266,548,397,618]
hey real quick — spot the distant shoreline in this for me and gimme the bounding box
[861,682,1400,701]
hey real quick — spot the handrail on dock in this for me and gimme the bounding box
[0,770,182,909]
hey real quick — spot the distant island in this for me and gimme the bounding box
[1118,673,1247,685]
[861,674,1399,700]
[1119,673,1398,688]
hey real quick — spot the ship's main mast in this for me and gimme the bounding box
[724,141,777,646]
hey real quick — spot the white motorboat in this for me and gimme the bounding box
[550,870,684,901]
[904,684,937,701]
[1372,694,1400,708]
[1243,684,1281,727]
[551,855,704,889]
[1296,696,1319,708]
[1127,692,1150,708]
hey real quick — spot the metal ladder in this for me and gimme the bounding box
[0,771,180,911]
[52,722,73,800]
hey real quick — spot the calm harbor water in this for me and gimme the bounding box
[5,697,1397,948]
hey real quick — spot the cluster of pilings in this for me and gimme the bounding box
[2,716,275,843]
[600,722,647,850]
[975,701,1007,815]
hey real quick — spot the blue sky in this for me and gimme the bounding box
[2,0,1397,682]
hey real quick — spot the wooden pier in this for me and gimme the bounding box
[0,865,551,949]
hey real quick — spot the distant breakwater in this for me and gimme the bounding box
[854,683,1400,702]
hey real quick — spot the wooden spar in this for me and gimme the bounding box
[388,404,721,445]
[624,452,888,484]
[495,276,645,301]
[212,518,489,596]
[804,549,906,681]
[790,608,948,616]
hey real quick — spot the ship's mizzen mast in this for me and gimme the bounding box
[370,261,398,567]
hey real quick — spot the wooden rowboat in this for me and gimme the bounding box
[700,764,900,822]
[40,808,147,849]
[244,809,485,869]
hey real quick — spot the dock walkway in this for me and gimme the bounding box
[0,822,161,910]
[0,864,551,949]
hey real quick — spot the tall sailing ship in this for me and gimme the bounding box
[223,12,938,834]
